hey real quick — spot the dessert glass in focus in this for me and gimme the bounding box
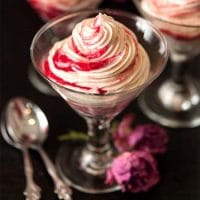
[30,9,168,193]
[133,0,200,128]
[27,0,102,96]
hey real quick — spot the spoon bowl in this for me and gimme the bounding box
[2,97,48,149]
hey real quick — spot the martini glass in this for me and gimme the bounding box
[27,0,102,96]
[30,9,168,193]
[133,0,200,128]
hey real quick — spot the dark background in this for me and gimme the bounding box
[1,0,200,199]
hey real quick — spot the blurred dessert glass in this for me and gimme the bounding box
[133,0,200,128]
[27,0,102,21]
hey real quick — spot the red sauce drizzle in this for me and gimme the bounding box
[71,39,108,59]
[44,60,90,90]
[44,60,107,94]
[53,49,119,72]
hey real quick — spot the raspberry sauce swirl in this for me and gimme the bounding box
[44,14,150,94]
[141,0,200,39]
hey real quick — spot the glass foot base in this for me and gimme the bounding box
[56,140,120,194]
[28,64,58,96]
[138,81,200,128]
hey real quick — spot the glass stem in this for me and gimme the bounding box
[171,59,189,84]
[86,117,112,151]
[81,117,116,175]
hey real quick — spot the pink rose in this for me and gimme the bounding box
[106,151,160,192]
[129,124,168,154]
[113,113,168,154]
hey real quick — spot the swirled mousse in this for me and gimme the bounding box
[141,0,200,39]
[28,0,101,20]
[44,13,150,94]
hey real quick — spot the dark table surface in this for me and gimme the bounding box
[1,0,200,199]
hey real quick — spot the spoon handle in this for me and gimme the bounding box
[22,147,41,200]
[37,148,72,200]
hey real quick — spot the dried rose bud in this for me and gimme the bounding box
[129,124,168,154]
[113,113,168,154]
[106,151,160,192]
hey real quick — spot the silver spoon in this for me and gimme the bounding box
[1,97,72,200]
[1,98,41,200]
